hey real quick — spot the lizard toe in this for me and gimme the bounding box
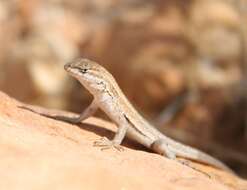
[93,137,124,151]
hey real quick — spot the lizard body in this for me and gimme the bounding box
[63,58,232,173]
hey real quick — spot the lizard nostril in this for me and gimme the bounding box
[64,64,70,71]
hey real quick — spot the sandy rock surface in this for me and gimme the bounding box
[0,91,246,190]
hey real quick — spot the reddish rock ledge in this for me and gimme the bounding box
[0,91,246,190]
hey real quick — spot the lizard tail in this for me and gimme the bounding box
[157,137,235,174]
[196,149,235,174]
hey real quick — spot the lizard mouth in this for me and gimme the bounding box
[64,66,82,78]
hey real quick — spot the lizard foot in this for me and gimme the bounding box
[93,137,124,151]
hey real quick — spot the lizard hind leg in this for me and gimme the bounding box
[151,139,191,165]
[151,139,177,159]
[151,139,211,177]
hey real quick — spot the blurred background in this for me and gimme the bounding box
[0,0,247,177]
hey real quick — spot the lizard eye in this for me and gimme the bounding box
[81,69,88,73]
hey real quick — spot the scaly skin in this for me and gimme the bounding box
[62,58,233,173]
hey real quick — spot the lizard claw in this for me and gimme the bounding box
[93,137,124,151]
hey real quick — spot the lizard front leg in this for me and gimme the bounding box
[65,99,98,123]
[94,120,129,151]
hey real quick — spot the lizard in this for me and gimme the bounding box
[61,58,234,173]
[21,58,234,174]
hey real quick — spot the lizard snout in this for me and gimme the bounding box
[64,63,70,71]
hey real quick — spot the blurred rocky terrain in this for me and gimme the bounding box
[0,0,247,177]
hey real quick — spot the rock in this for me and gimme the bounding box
[0,91,245,190]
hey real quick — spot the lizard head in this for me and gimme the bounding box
[64,58,116,94]
[64,58,97,76]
